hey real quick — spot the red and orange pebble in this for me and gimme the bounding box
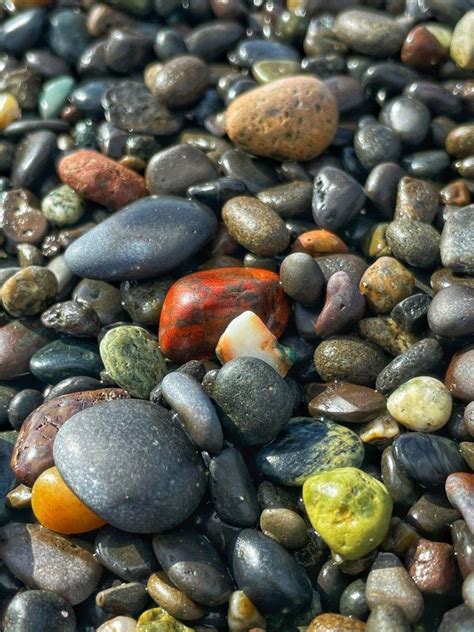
[159,268,290,362]
[57,149,147,211]
[32,466,106,534]
[291,229,348,257]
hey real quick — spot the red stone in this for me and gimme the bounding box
[407,537,456,594]
[159,268,291,362]
[58,149,147,210]
[401,25,446,69]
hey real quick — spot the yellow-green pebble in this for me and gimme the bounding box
[41,184,85,226]
[136,608,193,631]
[0,93,21,130]
[450,10,474,70]
[387,376,452,432]
[303,467,393,561]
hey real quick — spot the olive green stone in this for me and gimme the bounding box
[450,10,474,71]
[460,442,474,469]
[387,376,452,432]
[100,326,167,399]
[303,467,393,560]
[361,223,391,258]
[39,75,75,120]
[252,60,301,84]
[41,185,85,226]
[136,608,192,632]
[1,266,58,317]
[314,337,387,387]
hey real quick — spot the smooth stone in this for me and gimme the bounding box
[0,523,102,605]
[316,253,367,285]
[212,357,292,446]
[0,387,17,428]
[187,177,248,213]
[7,389,44,429]
[366,553,424,623]
[151,55,209,107]
[219,149,278,195]
[231,529,312,614]
[339,579,368,620]
[154,28,187,60]
[48,9,89,62]
[252,59,300,84]
[450,10,474,70]
[391,293,431,332]
[54,400,206,532]
[381,446,418,505]
[65,196,217,281]
[446,345,474,402]
[440,206,474,275]
[230,38,299,67]
[312,166,365,231]
[95,526,158,583]
[186,21,244,62]
[429,286,474,337]
[404,80,462,117]
[451,520,474,579]
[402,149,450,178]
[387,376,452,432]
[366,604,410,632]
[393,433,468,488]
[153,531,232,607]
[41,300,100,338]
[11,131,56,191]
[303,467,393,560]
[356,413,401,447]
[256,181,312,218]
[446,473,474,534]
[335,9,405,57]
[309,383,385,422]
[12,388,129,487]
[439,604,474,632]
[0,320,52,380]
[386,220,440,269]
[39,75,75,119]
[0,432,18,525]
[359,256,415,315]
[279,253,324,306]
[257,417,364,486]
[227,590,266,631]
[1,266,58,317]
[100,326,166,399]
[358,316,419,356]
[2,589,76,632]
[70,79,115,117]
[0,9,45,55]
[395,176,439,223]
[96,582,148,615]
[307,613,365,631]
[161,372,223,453]
[24,48,70,78]
[121,278,172,327]
[365,162,405,220]
[376,338,444,394]
[408,493,461,539]
[41,184,84,226]
[150,360,206,407]
[407,538,456,595]
[136,607,192,631]
[314,337,387,387]
[73,279,125,326]
[104,29,152,74]
[446,124,474,158]
[354,123,401,170]
[159,268,290,363]
[148,571,204,621]
[222,196,290,256]
[315,271,365,337]
[226,76,338,162]
[440,179,471,206]
[146,145,217,197]
[259,507,308,550]
[1,189,47,246]
[380,96,431,146]
[30,338,102,384]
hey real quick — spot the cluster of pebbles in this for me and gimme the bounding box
[0,0,473,630]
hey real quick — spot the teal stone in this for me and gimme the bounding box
[0,431,19,526]
[30,338,103,384]
[39,76,75,120]
[256,418,365,486]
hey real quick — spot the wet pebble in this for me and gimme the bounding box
[354,123,401,170]
[30,338,102,383]
[41,300,100,338]
[315,271,365,337]
[95,526,158,583]
[1,266,58,317]
[2,589,76,632]
[335,9,405,57]
[359,256,415,314]
[147,572,204,621]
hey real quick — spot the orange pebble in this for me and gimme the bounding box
[291,229,348,257]
[32,466,106,534]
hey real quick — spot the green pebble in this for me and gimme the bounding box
[41,185,85,226]
[252,60,301,84]
[136,608,193,631]
[100,326,167,399]
[39,75,75,120]
[303,467,393,561]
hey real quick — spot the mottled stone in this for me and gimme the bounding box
[0,319,51,380]
[450,10,474,71]
[41,300,100,338]
[440,205,474,275]
[314,337,387,387]
[227,590,266,632]
[446,473,474,534]
[407,538,456,594]
[54,400,206,532]
[387,377,452,432]
[95,526,158,583]
[315,271,365,338]
[335,9,405,57]
[303,467,392,560]
[2,266,58,317]
[445,345,474,402]
[41,184,84,226]
[257,418,364,486]
[358,316,419,356]
[395,176,439,223]
[365,604,410,632]
[136,608,192,632]
[226,76,338,162]
[30,338,103,383]
[147,572,204,621]
[359,257,415,314]
[386,220,440,269]
[307,613,365,632]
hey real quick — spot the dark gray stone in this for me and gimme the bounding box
[2,590,76,632]
[428,286,474,338]
[95,526,158,582]
[312,166,366,231]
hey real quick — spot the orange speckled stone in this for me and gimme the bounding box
[359,256,415,314]
[291,229,348,257]
[159,268,290,362]
[307,613,366,632]
[226,76,338,161]
[58,150,147,211]
[32,466,106,534]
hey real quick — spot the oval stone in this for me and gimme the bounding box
[257,418,364,486]
[428,286,474,338]
[0,319,51,380]
[29,338,103,383]
[159,268,290,362]
[387,377,452,432]
[231,529,312,614]
[11,388,130,487]
[65,196,217,281]
[2,589,76,632]
[226,76,338,162]
[53,400,207,532]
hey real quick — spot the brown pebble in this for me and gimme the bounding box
[440,180,471,206]
[309,382,386,423]
[147,572,204,621]
[2,189,48,245]
[259,508,308,550]
[445,345,474,402]
[359,257,415,315]
[395,176,439,223]
[307,613,366,632]
[358,317,419,356]
[445,124,474,158]
[58,150,147,211]
[226,76,338,162]
[407,538,456,594]
[0,319,52,380]
[1,266,58,317]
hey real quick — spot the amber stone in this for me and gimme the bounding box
[401,25,447,69]
[159,268,290,362]
[11,388,130,487]
[440,180,471,206]
[32,466,106,534]
[291,229,348,257]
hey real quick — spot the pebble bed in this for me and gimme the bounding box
[0,0,473,631]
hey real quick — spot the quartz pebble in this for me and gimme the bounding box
[387,377,452,432]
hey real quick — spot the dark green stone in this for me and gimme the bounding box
[30,338,103,383]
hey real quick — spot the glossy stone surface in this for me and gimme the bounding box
[29,338,103,383]
[257,418,364,486]
[65,196,217,281]
[308,613,365,632]
[445,345,474,402]
[147,572,204,621]
[309,383,385,423]
[407,538,456,595]
[54,400,207,532]
[0,319,51,380]
[303,467,392,560]
[95,526,158,583]
[159,268,290,362]
[440,205,474,275]
[2,266,58,317]
[446,473,474,534]
[428,286,474,338]
[279,253,324,305]
[2,590,76,632]
[335,9,405,57]
[231,529,312,614]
